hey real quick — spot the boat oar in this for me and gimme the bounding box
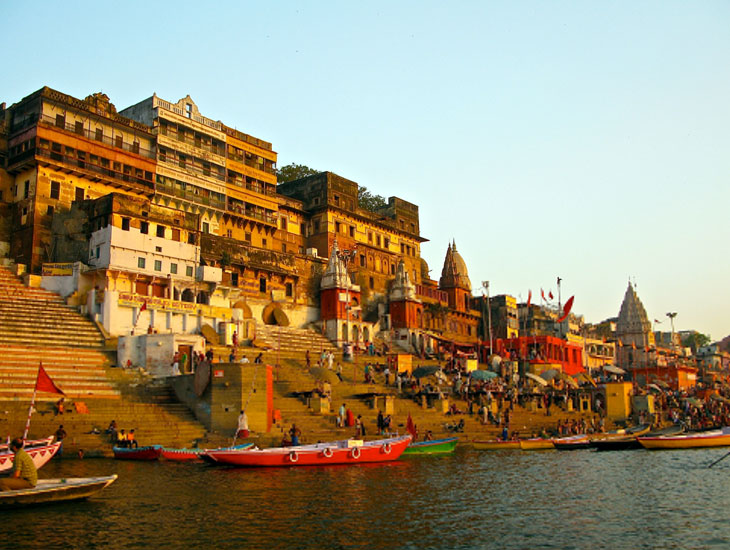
[708,450,730,468]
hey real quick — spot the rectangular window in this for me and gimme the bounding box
[350,226,355,238]
[138,257,146,269]
[231,272,239,286]
[369,277,374,290]
[285,282,293,297]
[262,238,267,247]
[313,220,320,232]
[244,232,252,243]
[50,181,60,200]
[282,244,287,253]
[360,254,365,267]
[121,217,130,231]
[24,180,29,199]
[187,233,196,245]
[47,205,54,216]
[226,229,232,238]
[140,221,149,234]
[55,114,65,128]
[186,266,193,277]
[171,228,180,241]
[75,187,84,202]
[156,225,165,238]
[96,246,101,258]
[132,141,140,154]
[384,238,390,249]
[259,278,267,293]
[170,263,178,274]
[335,222,341,233]
[75,121,84,135]
[179,154,186,169]
[202,222,209,234]
[368,232,373,243]
[114,135,123,148]
[95,128,103,141]
[154,260,162,271]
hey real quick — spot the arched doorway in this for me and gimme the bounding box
[363,326,370,344]
[181,289,195,303]
[341,323,348,343]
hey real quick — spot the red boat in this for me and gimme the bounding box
[0,441,62,473]
[160,443,253,462]
[113,445,163,460]
[203,435,412,467]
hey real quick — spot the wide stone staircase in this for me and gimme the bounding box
[0,264,213,455]
[210,323,601,447]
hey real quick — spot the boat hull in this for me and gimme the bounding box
[0,475,117,508]
[113,445,163,460]
[472,440,521,450]
[402,437,458,455]
[203,436,411,467]
[160,443,253,462]
[639,429,730,450]
[519,438,555,450]
[0,442,62,473]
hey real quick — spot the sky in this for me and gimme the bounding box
[4,1,729,340]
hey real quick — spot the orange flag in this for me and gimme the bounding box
[35,363,65,395]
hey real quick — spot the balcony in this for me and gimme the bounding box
[39,114,156,158]
[35,147,154,194]
[155,181,226,210]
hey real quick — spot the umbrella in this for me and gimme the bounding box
[412,366,440,379]
[558,372,579,388]
[577,372,597,387]
[647,383,664,392]
[525,372,548,386]
[470,369,498,381]
[309,367,339,384]
[540,369,560,381]
[603,365,626,375]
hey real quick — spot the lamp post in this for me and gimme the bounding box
[666,312,677,349]
[482,281,492,355]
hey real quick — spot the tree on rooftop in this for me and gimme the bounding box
[682,332,711,352]
[358,187,387,212]
[277,163,319,183]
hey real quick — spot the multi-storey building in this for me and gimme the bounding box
[0,88,156,271]
[2,86,470,353]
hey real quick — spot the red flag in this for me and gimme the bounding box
[406,414,418,439]
[541,289,546,302]
[35,364,65,395]
[549,291,554,300]
[556,296,574,323]
[140,301,147,312]
[526,290,532,308]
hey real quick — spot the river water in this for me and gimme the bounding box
[6,446,730,549]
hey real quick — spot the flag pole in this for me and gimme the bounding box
[22,364,41,441]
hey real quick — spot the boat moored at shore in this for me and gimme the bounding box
[203,435,411,467]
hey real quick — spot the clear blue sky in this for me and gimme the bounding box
[4,1,729,340]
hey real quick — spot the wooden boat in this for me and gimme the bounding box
[160,443,254,462]
[203,435,411,467]
[519,438,555,450]
[402,437,458,455]
[638,427,730,450]
[552,435,592,450]
[472,439,521,450]
[593,425,680,451]
[0,441,62,473]
[113,445,163,460]
[0,475,117,508]
[0,436,54,453]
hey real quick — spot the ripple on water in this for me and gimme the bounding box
[13,447,730,550]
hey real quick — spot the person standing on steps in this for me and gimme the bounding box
[237,410,249,439]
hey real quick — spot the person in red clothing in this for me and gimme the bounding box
[346,407,355,427]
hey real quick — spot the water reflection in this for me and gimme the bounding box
[8,448,730,549]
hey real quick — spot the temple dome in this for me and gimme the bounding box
[439,241,471,291]
[616,283,651,336]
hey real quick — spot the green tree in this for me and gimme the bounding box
[682,332,711,352]
[277,163,319,183]
[358,187,387,212]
